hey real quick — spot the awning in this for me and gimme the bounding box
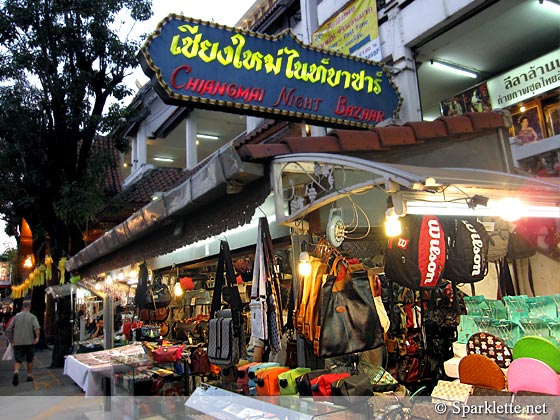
[66,143,264,275]
[271,153,560,223]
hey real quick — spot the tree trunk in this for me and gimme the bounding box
[50,294,73,368]
[31,284,49,350]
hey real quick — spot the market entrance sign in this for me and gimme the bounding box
[139,15,402,129]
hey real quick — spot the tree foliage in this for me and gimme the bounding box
[0,0,152,259]
[0,0,153,366]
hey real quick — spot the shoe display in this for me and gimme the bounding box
[26,376,33,382]
[12,372,18,386]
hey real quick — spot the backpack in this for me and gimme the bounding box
[441,217,489,283]
[481,217,510,262]
[385,215,447,289]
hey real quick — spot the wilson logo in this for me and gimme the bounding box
[462,220,484,276]
[418,216,446,287]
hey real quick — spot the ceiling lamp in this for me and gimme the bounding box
[404,198,559,220]
[430,60,477,79]
[197,133,219,140]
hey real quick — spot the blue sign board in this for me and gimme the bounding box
[140,15,402,129]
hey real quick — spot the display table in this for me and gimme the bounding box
[64,343,145,397]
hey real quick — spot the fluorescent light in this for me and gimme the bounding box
[430,60,477,79]
[540,0,560,11]
[154,157,174,162]
[197,133,219,140]
[405,200,560,219]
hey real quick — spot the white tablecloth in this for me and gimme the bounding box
[64,343,145,397]
[64,355,113,397]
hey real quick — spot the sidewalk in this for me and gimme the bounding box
[0,335,106,419]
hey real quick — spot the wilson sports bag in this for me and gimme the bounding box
[441,217,489,283]
[385,215,446,289]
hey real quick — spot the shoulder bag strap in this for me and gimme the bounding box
[210,242,226,319]
[261,217,284,332]
[251,222,265,299]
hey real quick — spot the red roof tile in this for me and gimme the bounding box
[118,167,188,204]
[236,111,511,161]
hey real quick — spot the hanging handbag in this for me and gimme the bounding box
[260,218,283,353]
[144,273,172,309]
[189,347,211,374]
[140,324,161,340]
[250,220,268,340]
[207,240,245,368]
[135,262,149,309]
[315,259,385,358]
[153,345,184,363]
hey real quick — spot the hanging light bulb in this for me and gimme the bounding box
[106,274,113,286]
[385,208,402,237]
[174,281,183,297]
[94,282,102,291]
[298,251,311,276]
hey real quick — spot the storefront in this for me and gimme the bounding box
[61,13,560,418]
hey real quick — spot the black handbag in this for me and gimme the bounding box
[316,260,385,358]
[144,274,172,309]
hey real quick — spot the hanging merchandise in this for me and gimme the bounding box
[440,217,490,283]
[58,257,67,284]
[250,219,268,341]
[44,255,53,281]
[144,273,172,309]
[315,257,385,358]
[135,262,149,309]
[207,240,245,368]
[385,215,446,290]
[260,217,284,354]
[482,217,511,262]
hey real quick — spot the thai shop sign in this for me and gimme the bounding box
[487,48,560,109]
[139,15,401,130]
[312,0,381,62]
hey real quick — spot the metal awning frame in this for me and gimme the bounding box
[271,153,560,225]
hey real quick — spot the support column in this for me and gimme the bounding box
[136,125,148,169]
[186,111,198,170]
[385,9,422,123]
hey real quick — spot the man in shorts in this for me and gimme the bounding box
[6,300,40,386]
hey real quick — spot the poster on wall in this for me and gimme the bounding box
[510,106,544,144]
[440,82,492,116]
[312,0,381,62]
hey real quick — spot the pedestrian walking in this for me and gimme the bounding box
[5,300,40,386]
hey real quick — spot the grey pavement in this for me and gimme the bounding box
[0,335,113,419]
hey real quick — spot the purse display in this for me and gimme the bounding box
[152,345,184,363]
[331,373,373,405]
[144,274,172,309]
[315,258,385,358]
[140,324,161,340]
[255,366,291,396]
[278,367,311,395]
[207,241,245,368]
[189,347,211,374]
